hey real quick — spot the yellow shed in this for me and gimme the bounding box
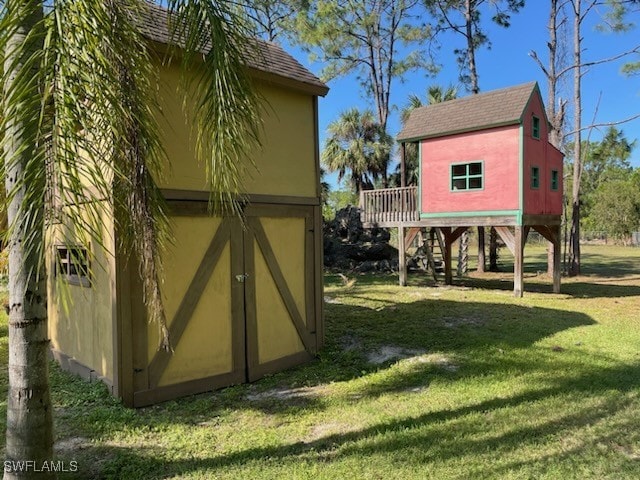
[47,5,329,407]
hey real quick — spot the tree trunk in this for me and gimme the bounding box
[456,0,478,274]
[568,0,582,276]
[464,0,480,94]
[3,2,54,479]
[547,0,563,147]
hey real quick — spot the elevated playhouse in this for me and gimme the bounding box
[360,82,564,296]
[47,5,329,407]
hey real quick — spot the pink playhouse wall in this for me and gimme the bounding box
[420,125,521,214]
[522,93,564,216]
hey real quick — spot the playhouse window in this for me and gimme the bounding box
[56,246,90,287]
[551,170,559,191]
[531,166,540,189]
[451,162,483,191]
[532,116,540,139]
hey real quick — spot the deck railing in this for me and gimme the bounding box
[359,186,419,224]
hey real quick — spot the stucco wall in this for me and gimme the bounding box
[522,92,564,216]
[47,209,115,382]
[154,63,318,198]
[420,125,521,215]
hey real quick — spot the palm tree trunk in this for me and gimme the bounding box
[489,227,499,271]
[477,226,485,273]
[456,230,469,277]
[3,2,54,479]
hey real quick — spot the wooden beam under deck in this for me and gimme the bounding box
[363,215,519,229]
[386,216,561,297]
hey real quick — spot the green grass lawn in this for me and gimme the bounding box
[2,244,640,479]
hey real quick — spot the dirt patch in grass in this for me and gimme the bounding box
[303,421,360,444]
[404,353,459,372]
[366,345,427,364]
[54,436,89,453]
[441,316,485,328]
[245,385,327,402]
[324,296,343,304]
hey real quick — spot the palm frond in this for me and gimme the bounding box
[167,0,264,216]
[46,0,171,350]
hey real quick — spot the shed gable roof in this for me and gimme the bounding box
[397,82,538,142]
[139,3,329,96]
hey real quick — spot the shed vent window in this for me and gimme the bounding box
[532,116,541,139]
[56,246,90,287]
[551,169,559,191]
[451,162,483,191]
[531,166,540,189]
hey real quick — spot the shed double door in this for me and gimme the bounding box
[131,203,320,406]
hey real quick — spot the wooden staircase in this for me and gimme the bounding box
[405,227,446,281]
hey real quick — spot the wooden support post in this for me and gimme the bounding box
[552,225,561,293]
[400,143,406,188]
[514,226,525,298]
[398,224,407,286]
[532,224,562,294]
[477,226,486,273]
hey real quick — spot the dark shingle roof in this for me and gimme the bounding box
[138,3,328,96]
[397,82,538,141]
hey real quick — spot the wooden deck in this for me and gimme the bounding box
[359,187,561,228]
[358,186,561,297]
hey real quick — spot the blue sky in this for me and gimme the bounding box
[282,3,640,189]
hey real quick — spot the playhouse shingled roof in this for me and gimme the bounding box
[397,82,538,142]
[139,3,329,96]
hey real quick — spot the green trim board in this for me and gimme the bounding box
[518,123,524,224]
[420,209,520,219]
[418,141,423,214]
[518,83,550,128]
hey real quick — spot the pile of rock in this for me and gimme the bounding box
[323,206,398,273]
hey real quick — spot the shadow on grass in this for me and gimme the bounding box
[228,298,597,410]
[29,289,634,478]
[45,298,598,442]
[457,276,640,298]
[328,270,640,298]
[580,251,640,278]
[72,359,640,479]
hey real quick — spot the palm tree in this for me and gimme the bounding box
[322,108,392,194]
[394,85,458,186]
[1,1,261,476]
[426,84,459,105]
